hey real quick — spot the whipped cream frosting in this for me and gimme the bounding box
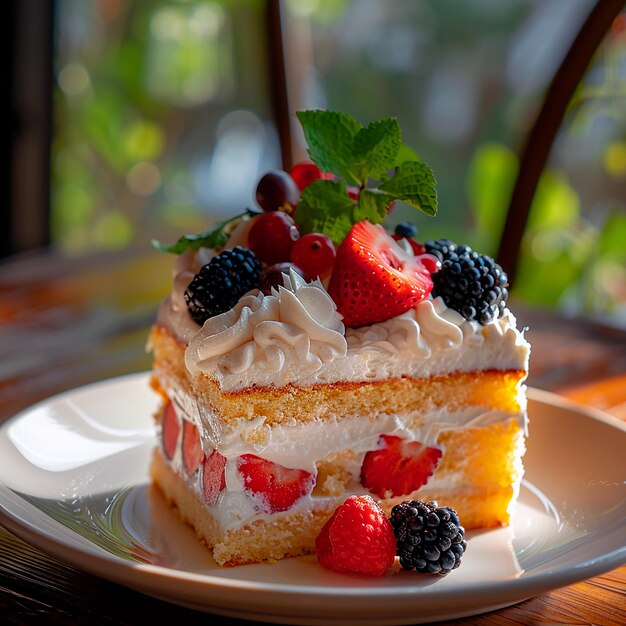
[157,241,530,391]
[185,269,347,383]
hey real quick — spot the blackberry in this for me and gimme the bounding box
[423,239,457,263]
[184,246,261,325]
[394,221,418,239]
[429,242,509,325]
[389,500,467,575]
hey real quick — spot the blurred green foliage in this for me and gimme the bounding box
[52,0,625,324]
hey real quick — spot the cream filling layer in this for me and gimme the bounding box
[160,386,527,532]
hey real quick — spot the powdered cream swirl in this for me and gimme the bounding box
[185,269,347,383]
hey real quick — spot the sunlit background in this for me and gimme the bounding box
[52,0,626,324]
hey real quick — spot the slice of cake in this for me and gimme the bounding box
[148,110,530,566]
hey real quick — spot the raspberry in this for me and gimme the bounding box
[389,500,467,575]
[315,495,396,576]
[184,246,261,325]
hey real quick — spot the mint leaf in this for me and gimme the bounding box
[295,179,356,243]
[296,110,362,186]
[353,118,401,181]
[356,189,394,224]
[152,209,255,254]
[379,161,438,216]
[394,143,420,166]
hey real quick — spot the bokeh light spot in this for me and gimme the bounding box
[127,162,161,196]
[603,142,626,177]
[58,63,90,95]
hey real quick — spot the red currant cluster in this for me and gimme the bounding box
[249,163,337,294]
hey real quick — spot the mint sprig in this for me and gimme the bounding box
[295,180,356,243]
[379,161,438,217]
[152,208,258,254]
[295,110,438,242]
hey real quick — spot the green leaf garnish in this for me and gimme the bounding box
[296,110,362,186]
[295,110,438,242]
[378,161,438,216]
[295,179,357,244]
[357,189,394,224]
[152,209,257,254]
[352,118,401,181]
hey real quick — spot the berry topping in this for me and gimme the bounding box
[161,401,180,461]
[184,246,261,325]
[346,186,360,202]
[182,419,205,476]
[423,239,458,263]
[394,221,418,238]
[360,435,442,499]
[202,449,227,506]
[390,500,467,575]
[259,262,304,295]
[429,243,509,324]
[256,170,300,213]
[237,455,315,513]
[247,211,300,266]
[316,495,396,576]
[327,220,434,328]
[289,162,332,190]
[290,233,336,281]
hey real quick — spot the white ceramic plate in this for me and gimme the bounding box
[0,373,625,625]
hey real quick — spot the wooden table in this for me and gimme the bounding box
[1,247,625,625]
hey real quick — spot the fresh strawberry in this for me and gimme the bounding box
[328,220,434,327]
[237,454,315,513]
[202,449,227,506]
[161,401,180,461]
[182,419,205,476]
[316,495,396,576]
[360,435,442,499]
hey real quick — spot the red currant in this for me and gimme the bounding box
[248,212,300,265]
[291,233,336,281]
[256,170,300,213]
[290,162,332,191]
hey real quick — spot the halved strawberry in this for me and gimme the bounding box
[162,401,180,461]
[202,449,227,506]
[392,233,426,256]
[360,434,442,499]
[182,419,205,476]
[328,220,434,327]
[237,454,316,513]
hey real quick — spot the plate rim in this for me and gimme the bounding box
[0,372,625,618]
